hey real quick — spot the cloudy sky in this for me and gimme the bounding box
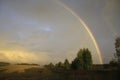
[0,0,120,64]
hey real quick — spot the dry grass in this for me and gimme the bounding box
[0,64,43,73]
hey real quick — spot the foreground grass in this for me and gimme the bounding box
[0,65,120,80]
[0,64,42,73]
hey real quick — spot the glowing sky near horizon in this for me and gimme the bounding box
[0,0,120,64]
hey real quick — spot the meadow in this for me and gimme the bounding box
[0,63,120,80]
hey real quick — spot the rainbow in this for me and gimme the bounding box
[55,0,103,64]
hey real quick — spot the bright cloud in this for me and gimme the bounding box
[0,50,50,64]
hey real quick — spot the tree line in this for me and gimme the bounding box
[110,37,120,65]
[45,37,120,70]
[45,48,93,70]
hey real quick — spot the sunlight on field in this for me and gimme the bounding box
[0,65,43,73]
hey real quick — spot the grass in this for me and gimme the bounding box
[0,64,42,73]
[0,64,120,80]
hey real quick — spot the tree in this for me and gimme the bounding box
[115,37,120,63]
[55,62,63,68]
[64,59,70,69]
[109,59,118,65]
[49,62,54,68]
[82,48,92,70]
[71,48,92,70]
[71,57,83,70]
[45,62,54,68]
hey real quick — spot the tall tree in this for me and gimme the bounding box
[115,37,120,63]
[82,48,92,70]
[71,48,92,70]
[64,59,70,69]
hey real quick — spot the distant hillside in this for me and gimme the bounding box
[0,62,10,66]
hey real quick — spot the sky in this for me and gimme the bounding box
[0,0,120,64]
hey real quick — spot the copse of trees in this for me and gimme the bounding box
[45,38,120,71]
[71,48,93,70]
[46,48,93,70]
[55,62,63,68]
[54,59,70,69]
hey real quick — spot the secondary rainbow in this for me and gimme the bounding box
[55,0,103,64]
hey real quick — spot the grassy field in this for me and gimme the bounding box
[0,64,120,80]
[0,64,42,73]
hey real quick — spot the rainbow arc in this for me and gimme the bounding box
[55,0,103,64]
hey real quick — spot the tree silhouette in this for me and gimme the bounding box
[71,48,92,70]
[64,59,70,69]
[55,62,63,68]
[82,48,92,70]
[115,37,120,63]
[71,57,83,70]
